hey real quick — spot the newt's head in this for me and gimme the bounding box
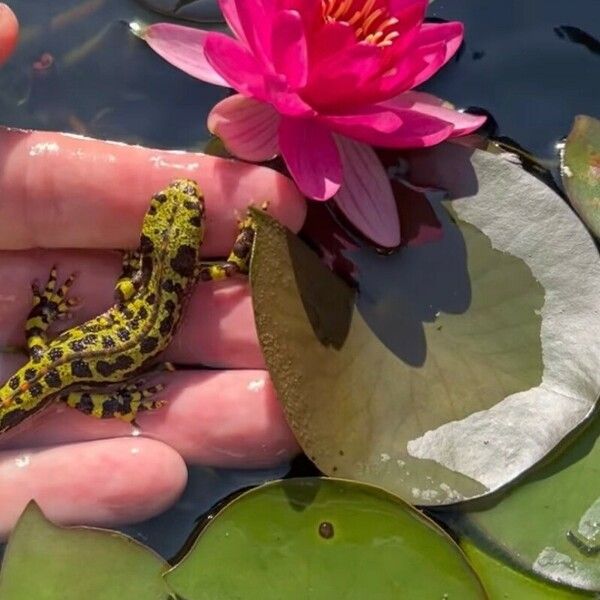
[116,179,205,303]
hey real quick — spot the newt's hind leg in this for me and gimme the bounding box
[61,379,166,422]
[196,213,257,282]
[26,267,79,358]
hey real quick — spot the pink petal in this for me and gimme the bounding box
[334,136,400,248]
[325,106,454,148]
[417,21,464,60]
[323,108,403,144]
[277,0,323,33]
[229,0,275,66]
[382,91,486,136]
[144,23,229,87]
[387,0,429,54]
[308,21,358,59]
[271,10,308,89]
[409,22,464,88]
[204,32,268,98]
[266,82,315,117]
[279,117,342,200]
[218,0,249,46]
[208,95,280,162]
[302,42,384,111]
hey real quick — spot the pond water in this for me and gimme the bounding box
[0,0,598,559]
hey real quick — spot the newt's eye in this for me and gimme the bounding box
[115,280,136,303]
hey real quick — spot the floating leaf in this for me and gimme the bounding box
[165,478,486,599]
[249,146,600,506]
[561,115,600,238]
[435,413,600,593]
[0,502,170,599]
[460,538,591,598]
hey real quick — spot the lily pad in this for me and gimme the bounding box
[165,478,486,599]
[434,412,600,593]
[460,538,592,598]
[561,115,600,238]
[0,502,170,599]
[249,146,600,506]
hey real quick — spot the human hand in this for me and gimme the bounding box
[0,7,304,537]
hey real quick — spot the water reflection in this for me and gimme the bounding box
[554,26,600,56]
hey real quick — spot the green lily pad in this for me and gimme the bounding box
[434,412,600,593]
[165,477,486,599]
[249,146,600,506]
[460,538,592,598]
[0,502,170,599]
[561,115,600,238]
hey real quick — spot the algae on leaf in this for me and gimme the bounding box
[460,538,592,598]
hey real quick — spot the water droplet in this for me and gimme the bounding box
[15,455,30,468]
[247,378,265,392]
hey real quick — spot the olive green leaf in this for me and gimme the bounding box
[460,538,592,598]
[0,502,171,600]
[249,146,600,506]
[561,115,600,238]
[165,478,486,599]
[434,412,600,593]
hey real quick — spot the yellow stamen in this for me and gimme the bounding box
[321,0,401,48]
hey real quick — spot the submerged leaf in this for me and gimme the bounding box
[165,478,486,599]
[460,538,591,598]
[249,146,600,506]
[435,413,600,593]
[0,502,170,599]
[561,115,600,238]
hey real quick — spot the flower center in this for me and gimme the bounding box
[321,0,400,47]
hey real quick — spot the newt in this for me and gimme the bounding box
[0,178,256,433]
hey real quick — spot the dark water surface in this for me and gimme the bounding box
[0,0,598,558]
[425,0,600,158]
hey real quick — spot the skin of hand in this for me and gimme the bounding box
[0,6,303,538]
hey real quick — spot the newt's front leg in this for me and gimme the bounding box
[196,214,256,281]
[26,267,79,360]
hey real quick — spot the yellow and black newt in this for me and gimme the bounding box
[0,178,255,432]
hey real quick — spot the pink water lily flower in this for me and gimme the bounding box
[144,0,485,247]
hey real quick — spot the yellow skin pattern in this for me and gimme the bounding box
[0,178,255,433]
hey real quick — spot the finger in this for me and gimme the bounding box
[0,437,187,539]
[0,128,306,252]
[0,249,264,368]
[0,370,299,469]
[0,4,18,66]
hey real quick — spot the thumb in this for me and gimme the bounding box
[0,3,18,66]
